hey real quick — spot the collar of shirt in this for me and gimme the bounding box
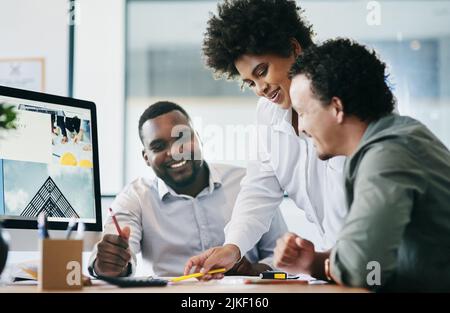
[155,162,223,201]
[269,103,309,140]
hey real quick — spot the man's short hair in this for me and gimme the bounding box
[203,0,314,80]
[289,38,395,122]
[138,101,191,144]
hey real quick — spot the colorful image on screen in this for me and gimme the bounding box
[0,97,96,223]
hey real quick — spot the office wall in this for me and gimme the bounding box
[73,0,125,195]
[0,0,69,95]
[0,0,126,195]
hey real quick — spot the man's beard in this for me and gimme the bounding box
[318,153,333,161]
[165,159,203,188]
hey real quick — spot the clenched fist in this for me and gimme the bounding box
[274,232,330,281]
[94,226,132,277]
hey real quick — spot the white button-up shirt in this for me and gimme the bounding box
[89,163,288,276]
[224,98,348,255]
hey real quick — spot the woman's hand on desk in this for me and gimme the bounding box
[94,226,131,277]
[184,244,241,281]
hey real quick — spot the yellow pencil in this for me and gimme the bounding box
[170,268,226,282]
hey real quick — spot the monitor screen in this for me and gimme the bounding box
[0,86,102,231]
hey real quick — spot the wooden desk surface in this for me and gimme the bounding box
[0,277,368,293]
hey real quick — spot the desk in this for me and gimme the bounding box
[0,277,368,293]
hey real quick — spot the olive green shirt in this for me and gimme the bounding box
[330,114,450,292]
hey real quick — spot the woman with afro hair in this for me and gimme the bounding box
[184,0,348,279]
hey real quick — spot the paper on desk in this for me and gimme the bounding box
[11,260,39,281]
[292,273,315,281]
[8,260,92,286]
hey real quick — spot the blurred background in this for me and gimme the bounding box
[1,0,450,273]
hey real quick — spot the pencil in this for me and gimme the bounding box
[170,268,227,282]
[108,207,123,238]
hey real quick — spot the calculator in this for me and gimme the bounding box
[98,275,168,288]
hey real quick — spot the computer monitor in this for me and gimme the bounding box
[0,86,102,251]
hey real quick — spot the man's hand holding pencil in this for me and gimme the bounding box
[94,208,132,277]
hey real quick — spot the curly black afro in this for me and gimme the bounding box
[289,38,395,122]
[203,0,314,80]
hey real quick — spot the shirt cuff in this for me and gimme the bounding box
[329,247,344,285]
[88,258,134,278]
[223,242,247,263]
[224,230,253,261]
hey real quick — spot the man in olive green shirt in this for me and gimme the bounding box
[274,38,450,292]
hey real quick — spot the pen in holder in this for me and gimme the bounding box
[38,239,83,291]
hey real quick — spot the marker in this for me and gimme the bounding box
[37,213,50,239]
[108,208,123,238]
[65,218,77,239]
[244,279,308,285]
[260,271,288,280]
[170,268,227,282]
[76,222,85,239]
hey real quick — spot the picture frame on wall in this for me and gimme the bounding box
[0,57,46,92]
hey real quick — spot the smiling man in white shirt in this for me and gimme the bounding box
[88,101,287,277]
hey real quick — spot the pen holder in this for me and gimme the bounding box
[39,239,83,291]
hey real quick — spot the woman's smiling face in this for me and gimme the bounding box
[234,43,300,110]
